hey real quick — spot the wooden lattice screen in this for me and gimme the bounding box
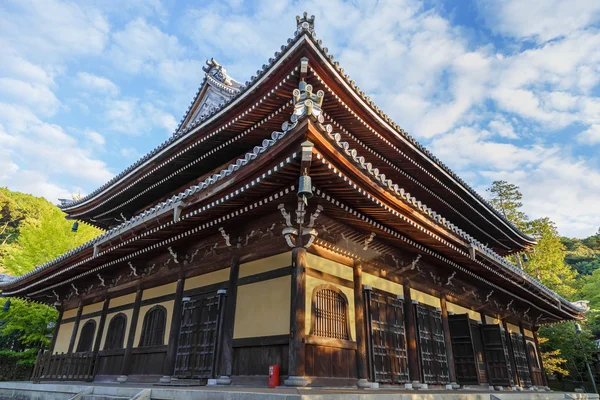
[75,320,96,353]
[139,306,166,347]
[415,303,449,384]
[368,290,409,383]
[312,286,350,340]
[104,313,127,350]
[511,333,532,387]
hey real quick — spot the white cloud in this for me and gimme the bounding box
[577,125,600,145]
[0,77,60,116]
[0,103,113,202]
[488,118,518,139]
[75,72,119,96]
[85,130,106,146]
[104,98,176,135]
[479,0,600,42]
[0,0,109,62]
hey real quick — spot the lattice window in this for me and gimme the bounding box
[139,305,166,347]
[104,313,127,350]
[76,320,96,353]
[311,285,351,340]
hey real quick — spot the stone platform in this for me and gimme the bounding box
[0,381,597,400]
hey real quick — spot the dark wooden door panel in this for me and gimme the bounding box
[415,303,449,384]
[511,333,532,387]
[481,324,511,386]
[448,314,478,384]
[174,292,221,379]
[369,290,409,384]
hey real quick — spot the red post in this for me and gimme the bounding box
[268,365,280,388]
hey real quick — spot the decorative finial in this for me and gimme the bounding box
[296,12,315,34]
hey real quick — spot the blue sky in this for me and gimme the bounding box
[1,0,600,238]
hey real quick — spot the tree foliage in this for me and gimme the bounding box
[0,193,101,276]
[487,180,529,230]
[538,336,569,376]
[0,299,57,347]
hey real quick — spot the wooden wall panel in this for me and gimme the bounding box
[130,347,168,375]
[232,344,289,376]
[304,344,357,378]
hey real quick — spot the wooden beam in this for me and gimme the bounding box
[440,296,457,385]
[67,301,83,354]
[403,281,421,383]
[120,286,142,380]
[353,260,369,383]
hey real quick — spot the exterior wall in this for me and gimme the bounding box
[53,322,74,354]
[184,268,230,291]
[363,273,403,295]
[447,301,482,322]
[238,252,291,277]
[233,276,291,339]
[410,288,441,308]
[100,309,133,350]
[62,307,78,320]
[305,252,353,281]
[142,282,177,301]
[134,300,174,346]
[82,302,104,315]
[506,322,520,334]
[485,315,501,325]
[109,293,136,308]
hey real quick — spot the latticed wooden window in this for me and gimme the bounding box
[76,320,96,353]
[104,313,127,350]
[311,285,350,340]
[139,306,166,347]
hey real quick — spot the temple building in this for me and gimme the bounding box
[0,14,587,389]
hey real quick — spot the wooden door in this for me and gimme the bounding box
[480,324,511,386]
[368,290,409,384]
[527,341,544,386]
[511,333,532,387]
[448,314,479,385]
[174,293,221,379]
[415,303,449,384]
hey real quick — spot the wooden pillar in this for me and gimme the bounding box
[363,286,374,382]
[353,260,370,387]
[162,275,185,382]
[48,307,64,354]
[216,256,239,383]
[91,298,110,376]
[532,328,548,387]
[440,296,457,385]
[519,323,534,387]
[403,281,420,383]
[119,286,142,381]
[502,320,518,386]
[285,247,308,386]
[67,302,83,354]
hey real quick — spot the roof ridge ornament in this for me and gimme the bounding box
[202,58,238,87]
[296,12,315,35]
[290,78,325,124]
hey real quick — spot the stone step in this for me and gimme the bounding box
[81,395,130,400]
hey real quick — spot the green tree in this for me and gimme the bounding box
[1,198,101,276]
[524,217,578,298]
[0,298,57,348]
[580,269,600,336]
[487,180,529,230]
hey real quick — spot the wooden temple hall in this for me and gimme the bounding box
[0,14,588,389]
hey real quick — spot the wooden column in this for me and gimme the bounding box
[162,275,185,381]
[403,281,420,383]
[217,256,240,382]
[285,247,308,386]
[92,298,110,375]
[520,323,535,387]
[363,286,375,382]
[502,320,518,386]
[67,302,83,354]
[532,328,548,387]
[353,260,370,386]
[48,307,64,353]
[119,286,142,380]
[440,296,457,385]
